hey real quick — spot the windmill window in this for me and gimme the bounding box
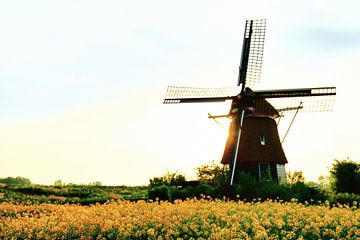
[260,135,266,145]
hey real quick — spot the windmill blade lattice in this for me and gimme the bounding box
[240,19,266,88]
[252,87,336,113]
[163,86,234,104]
[268,95,336,113]
[252,87,336,99]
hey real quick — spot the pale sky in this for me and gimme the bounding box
[1,1,359,185]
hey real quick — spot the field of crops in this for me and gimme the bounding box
[1,199,359,239]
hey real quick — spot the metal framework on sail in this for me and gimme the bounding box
[238,19,266,89]
[163,86,234,104]
[251,87,336,113]
[164,85,336,114]
[251,87,336,99]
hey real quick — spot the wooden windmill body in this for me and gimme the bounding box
[163,20,336,185]
[221,100,288,183]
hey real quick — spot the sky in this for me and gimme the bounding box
[1,1,359,185]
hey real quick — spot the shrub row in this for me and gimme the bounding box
[149,173,359,207]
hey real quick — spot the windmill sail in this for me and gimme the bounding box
[251,87,336,113]
[163,86,234,104]
[251,87,336,99]
[238,19,266,90]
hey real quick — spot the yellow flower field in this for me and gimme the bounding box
[0,199,359,239]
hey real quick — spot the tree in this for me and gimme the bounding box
[89,181,102,186]
[54,179,63,187]
[317,175,332,192]
[330,159,360,194]
[195,160,225,184]
[149,171,186,187]
[287,171,305,185]
[0,176,31,186]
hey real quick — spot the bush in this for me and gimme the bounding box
[159,184,217,202]
[229,171,256,199]
[148,185,170,201]
[80,197,108,205]
[289,182,326,203]
[330,159,360,194]
[215,183,241,200]
[193,183,215,198]
[169,186,193,201]
[328,192,360,207]
[254,180,290,201]
[13,187,51,195]
[0,177,31,186]
[149,172,186,187]
[147,161,360,205]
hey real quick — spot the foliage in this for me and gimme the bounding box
[330,158,360,194]
[0,176,31,186]
[287,171,305,185]
[148,160,355,205]
[289,182,326,203]
[53,179,63,187]
[89,181,103,186]
[0,184,148,205]
[149,171,186,187]
[148,169,331,205]
[168,186,194,201]
[317,175,332,192]
[327,192,360,207]
[195,160,224,184]
[168,184,217,202]
[225,172,326,203]
[148,185,170,201]
[0,199,359,239]
[193,183,216,198]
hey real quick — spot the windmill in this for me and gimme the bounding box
[163,19,336,185]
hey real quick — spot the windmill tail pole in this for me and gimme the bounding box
[208,113,227,131]
[281,102,303,144]
[230,109,245,185]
